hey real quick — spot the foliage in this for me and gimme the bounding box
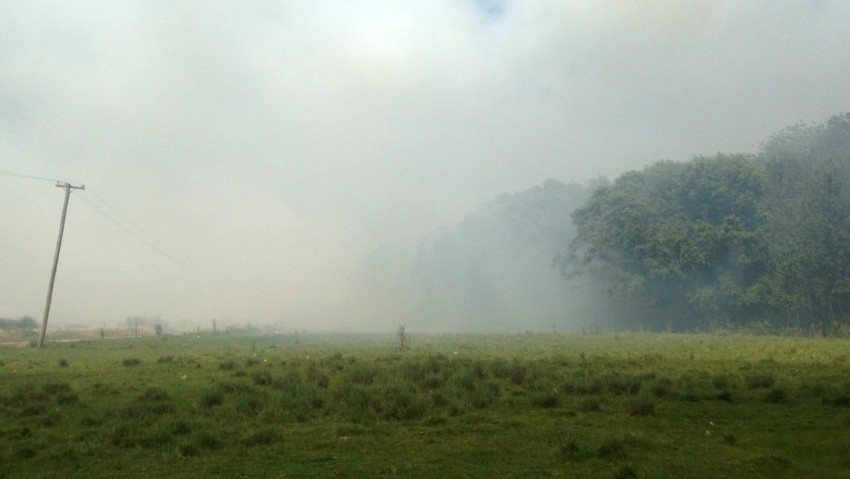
[564,113,850,331]
[564,154,767,329]
[0,316,38,331]
[758,113,850,330]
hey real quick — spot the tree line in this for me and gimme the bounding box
[560,113,850,333]
[0,316,38,332]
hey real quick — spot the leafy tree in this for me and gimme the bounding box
[759,114,850,329]
[16,316,38,331]
[0,316,38,331]
[564,154,767,330]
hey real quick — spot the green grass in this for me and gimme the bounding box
[1,332,849,478]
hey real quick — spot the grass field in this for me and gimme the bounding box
[1,331,849,478]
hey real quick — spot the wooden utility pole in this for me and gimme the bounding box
[38,181,85,347]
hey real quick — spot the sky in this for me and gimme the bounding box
[2,0,850,331]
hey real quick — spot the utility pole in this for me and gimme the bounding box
[38,181,85,348]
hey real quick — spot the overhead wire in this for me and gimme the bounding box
[86,188,178,260]
[0,169,61,183]
[3,169,232,284]
[77,189,214,279]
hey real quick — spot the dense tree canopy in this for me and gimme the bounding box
[564,113,850,332]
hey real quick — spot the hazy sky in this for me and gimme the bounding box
[2,1,849,330]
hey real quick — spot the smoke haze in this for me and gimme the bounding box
[2,1,850,331]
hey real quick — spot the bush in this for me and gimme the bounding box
[121,358,141,367]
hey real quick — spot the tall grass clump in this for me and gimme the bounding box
[625,394,655,416]
[199,389,224,408]
[745,373,776,389]
[764,387,788,404]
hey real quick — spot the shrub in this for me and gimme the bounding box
[157,355,175,364]
[121,358,141,367]
[218,360,236,370]
[58,359,69,368]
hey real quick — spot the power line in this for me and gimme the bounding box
[77,190,213,278]
[86,188,180,260]
[0,169,61,183]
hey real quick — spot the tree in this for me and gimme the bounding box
[759,114,850,330]
[17,316,38,331]
[564,154,767,330]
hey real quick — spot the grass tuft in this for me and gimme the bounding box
[625,395,655,416]
[764,387,788,404]
[745,373,776,389]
